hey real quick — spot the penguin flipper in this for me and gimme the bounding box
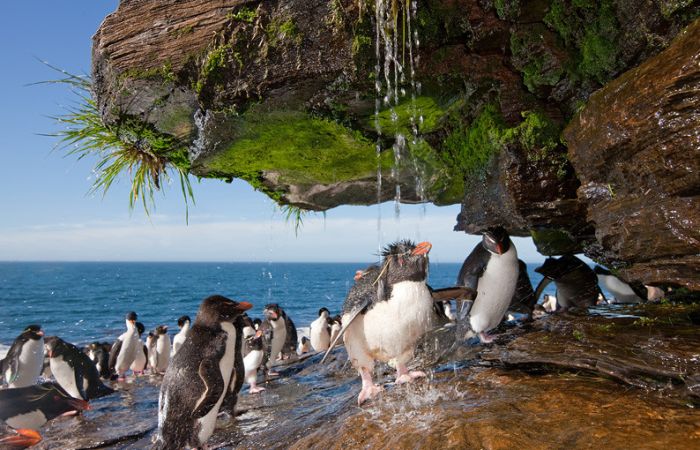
[430,286,477,302]
[192,359,225,419]
[74,365,88,401]
[457,244,489,289]
[320,299,369,364]
[533,277,553,304]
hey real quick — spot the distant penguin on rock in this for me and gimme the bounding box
[329,316,342,343]
[155,295,251,450]
[44,336,114,400]
[108,312,141,379]
[1,325,45,388]
[594,266,644,303]
[243,331,266,394]
[298,336,311,354]
[535,255,602,310]
[0,382,90,431]
[322,240,435,405]
[0,420,42,449]
[154,325,171,374]
[457,227,519,343]
[130,322,148,375]
[87,342,112,380]
[309,308,331,352]
[172,315,191,356]
[146,332,158,372]
[263,304,292,375]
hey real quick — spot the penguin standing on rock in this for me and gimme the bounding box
[172,315,191,356]
[0,382,90,430]
[534,255,602,310]
[130,322,148,375]
[322,240,435,405]
[146,332,158,372]
[594,266,644,303]
[1,325,45,388]
[154,295,252,450]
[44,336,114,400]
[329,316,342,343]
[262,304,292,375]
[243,331,266,393]
[457,227,519,343]
[309,308,331,351]
[109,312,141,379]
[154,325,171,374]
[87,343,112,380]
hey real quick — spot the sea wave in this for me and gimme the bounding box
[0,343,9,360]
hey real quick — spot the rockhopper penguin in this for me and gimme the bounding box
[262,304,296,374]
[457,227,519,343]
[108,312,141,378]
[594,266,644,304]
[534,255,602,310]
[0,382,90,430]
[154,295,252,450]
[323,240,435,405]
[44,336,114,400]
[130,322,148,375]
[243,330,266,394]
[1,325,45,389]
[153,325,171,374]
[309,308,331,351]
[172,315,191,356]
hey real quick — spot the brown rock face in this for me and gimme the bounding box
[564,19,700,290]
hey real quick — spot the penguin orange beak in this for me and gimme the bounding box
[0,429,42,447]
[412,241,432,256]
[236,302,253,311]
[68,398,91,411]
[354,270,365,281]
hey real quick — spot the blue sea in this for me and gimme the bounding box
[0,262,567,349]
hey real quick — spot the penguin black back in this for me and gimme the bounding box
[0,382,90,430]
[535,255,601,308]
[45,336,114,400]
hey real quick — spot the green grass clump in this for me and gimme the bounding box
[195,43,233,93]
[371,95,448,135]
[120,61,176,84]
[266,19,302,47]
[510,32,564,93]
[46,67,194,220]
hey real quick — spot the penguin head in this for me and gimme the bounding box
[155,325,168,335]
[246,330,264,350]
[146,332,156,347]
[177,315,191,328]
[22,324,43,340]
[43,336,64,358]
[125,312,138,328]
[135,322,145,336]
[198,295,253,326]
[482,226,510,255]
[253,318,262,330]
[380,240,432,286]
[264,304,283,321]
[535,254,585,279]
[318,307,330,318]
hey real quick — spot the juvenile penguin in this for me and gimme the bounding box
[263,304,288,374]
[309,308,331,351]
[87,342,112,380]
[155,295,252,450]
[0,382,89,430]
[457,227,519,343]
[243,331,266,393]
[323,240,434,405]
[298,336,311,354]
[44,336,114,400]
[108,312,141,379]
[130,322,148,375]
[594,266,644,303]
[1,325,45,388]
[0,421,42,449]
[154,325,171,373]
[172,315,191,356]
[534,255,602,310]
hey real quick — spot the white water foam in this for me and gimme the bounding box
[0,343,9,360]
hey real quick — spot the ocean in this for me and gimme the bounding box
[0,261,569,351]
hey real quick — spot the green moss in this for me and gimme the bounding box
[371,96,448,135]
[510,32,564,93]
[203,108,392,186]
[544,0,620,84]
[657,0,695,18]
[120,61,176,84]
[195,43,232,93]
[494,0,521,21]
[266,18,302,47]
[352,35,372,57]
[530,228,579,255]
[572,329,585,341]
[228,6,257,23]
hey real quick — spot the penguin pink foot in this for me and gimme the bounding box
[395,363,427,384]
[249,383,266,394]
[358,367,383,405]
[478,331,495,343]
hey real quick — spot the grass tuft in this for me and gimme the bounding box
[42,64,195,221]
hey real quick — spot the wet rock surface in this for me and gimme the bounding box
[36,303,700,449]
[564,18,700,290]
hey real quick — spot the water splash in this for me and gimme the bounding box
[189,108,212,161]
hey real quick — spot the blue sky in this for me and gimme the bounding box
[0,1,546,263]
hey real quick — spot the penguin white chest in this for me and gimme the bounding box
[196,322,237,444]
[11,338,44,388]
[363,281,434,363]
[470,246,519,333]
[309,316,330,351]
[116,329,140,373]
[244,350,263,383]
[51,356,82,399]
[156,336,171,371]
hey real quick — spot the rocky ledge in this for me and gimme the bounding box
[91,0,699,289]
